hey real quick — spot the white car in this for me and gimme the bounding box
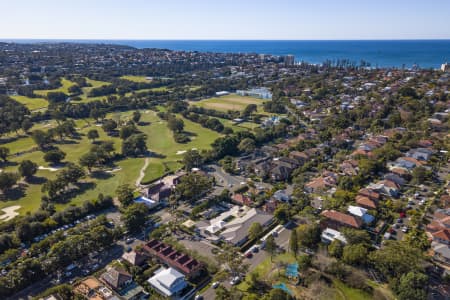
[211,281,220,289]
[230,276,240,286]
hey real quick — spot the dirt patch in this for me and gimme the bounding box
[0,205,21,222]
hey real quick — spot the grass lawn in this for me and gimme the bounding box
[332,280,372,300]
[138,110,221,183]
[34,78,77,96]
[11,95,48,111]
[120,75,151,83]
[238,253,297,292]
[190,94,267,113]
[0,107,222,216]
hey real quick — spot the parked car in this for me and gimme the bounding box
[402,226,409,233]
[230,276,240,286]
[245,252,253,259]
[212,281,220,289]
[125,238,134,244]
[251,246,259,253]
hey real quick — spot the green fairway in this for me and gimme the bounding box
[120,75,152,82]
[0,108,221,216]
[34,78,77,96]
[11,95,48,111]
[190,94,267,112]
[138,110,221,183]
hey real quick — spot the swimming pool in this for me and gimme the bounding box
[273,282,293,295]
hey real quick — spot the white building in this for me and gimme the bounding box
[148,267,187,299]
[321,228,347,244]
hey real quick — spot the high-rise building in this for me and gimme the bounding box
[285,54,295,66]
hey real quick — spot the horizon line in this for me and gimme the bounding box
[2,38,450,42]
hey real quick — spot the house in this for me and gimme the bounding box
[305,173,337,193]
[392,157,423,170]
[272,190,291,202]
[196,205,274,246]
[407,148,434,161]
[122,250,149,266]
[383,173,406,186]
[431,229,450,245]
[147,267,188,299]
[367,181,399,198]
[357,188,380,201]
[232,193,253,206]
[100,267,133,292]
[321,228,347,244]
[289,151,309,164]
[432,241,450,265]
[146,182,172,202]
[143,240,204,278]
[347,205,375,224]
[263,199,280,213]
[355,195,377,210]
[321,210,363,230]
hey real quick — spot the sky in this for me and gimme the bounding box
[1,0,450,40]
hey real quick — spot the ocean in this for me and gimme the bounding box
[2,39,450,69]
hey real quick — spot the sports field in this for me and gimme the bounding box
[189,94,267,112]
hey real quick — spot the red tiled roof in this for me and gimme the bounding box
[321,210,363,228]
[143,240,203,276]
[358,188,380,201]
[355,195,377,209]
[432,229,450,242]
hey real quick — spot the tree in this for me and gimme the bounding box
[173,173,212,203]
[393,272,428,300]
[265,235,277,262]
[87,129,99,143]
[119,124,137,140]
[44,149,66,165]
[0,147,10,162]
[403,228,430,251]
[342,244,368,266]
[369,241,423,279]
[18,160,38,180]
[47,91,68,103]
[297,254,312,272]
[296,224,320,249]
[132,111,141,123]
[183,149,203,171]
[167,116,184,133]
[248,222,263,241]
[242,104,257,118]
[216,243,248,277]
[21,119,33,133]
[238,138,256,154]
[116,184,134,207]
[0,172,18,193]
[121,134,148,157]
[122,203,148,232]
[328,240,344,258]
[274,204,290,224]
[289,230,298,257]
[102,119,118,134]
[341,228,371,246]
[79,152,98,172]
[31,130,50,149]
[411,166,432,184]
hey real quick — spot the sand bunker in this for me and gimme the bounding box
[38,166,61,172]
[0,205,21,222]
[105,167,122,173]
[176,150,187,155]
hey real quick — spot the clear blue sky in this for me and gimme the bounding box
[2,0,450,40]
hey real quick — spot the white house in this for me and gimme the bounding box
[347,205,375,224]
[148,267,187,298]
[321,228,347,244]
